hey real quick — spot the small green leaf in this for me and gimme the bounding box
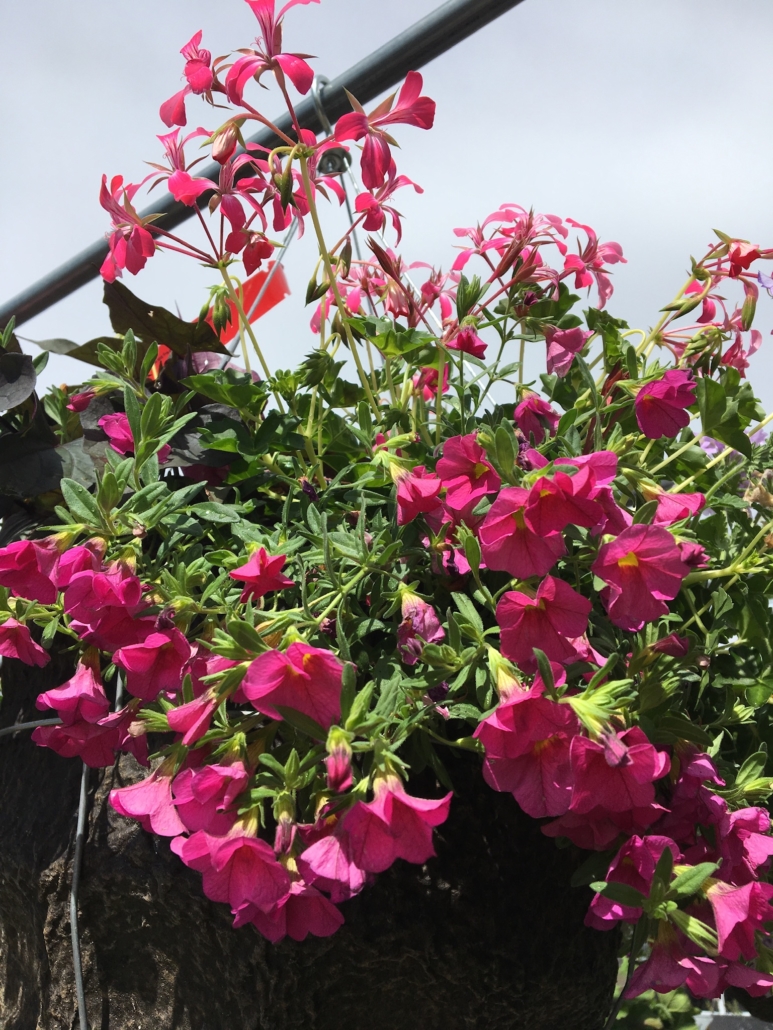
[667,862,719,900]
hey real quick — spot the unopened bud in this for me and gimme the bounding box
[325,726,353,793]
[212,124,238,165]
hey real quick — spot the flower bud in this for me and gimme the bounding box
[486,648,523,701]
[273,792,296,854]
[325,726,353,793]
[212,124,239,165]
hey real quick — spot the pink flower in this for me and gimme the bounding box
[523,469,604,536]
[153,129,214,207]
[496,576,591,669]
[335,72,436,189]
[64,565,152,649]
[241,642,343,730]
[568,726,670,816]
[728,241,760,278]
[650,633,690,657]
[591,525,690,631]
[225,0,320,103]
[706,879,773,961]
[241,880,344,942]
[585,835,680,930]
[0,538,59,604]
[167,694,218,745]
[98,412,171,464]
[484,733,576,818]
[446,326,487,359]
[325,728,353,794]
[624,924,691,997]
[35,658,109,725]
[413,364,449,401]
[353,160,422,243]
[436,434,500,519]
[543,803,666,851]
[228,547,294,603]
[716,808,773,885]
[296,813,371,902]
[478,487,566,579]
[545,326,591,377]
[562,219,626,309]
[514,393,560,444]
[352,775,452,869]
[395,465,442,526]
[678,540,709,569]
[648,490,705,527]
[634,370,696,439]
[53,543,103,590]
[397,591,445,665]
[0,619,49,667]
[32,720,121,768]
[172,762,249,834]
[721,330,761,378]
[99,175,156,282]
[172,829,290,914]
[66,389,95,412]
[110,772,187,836]
[114,628,191,701]
[159,31,214,128]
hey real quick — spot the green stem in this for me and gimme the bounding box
[650,431,704,475]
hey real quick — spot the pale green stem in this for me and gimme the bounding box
[669,409,773,494]
[650,431,705,475]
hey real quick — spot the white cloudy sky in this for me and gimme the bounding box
[3,0,773,410]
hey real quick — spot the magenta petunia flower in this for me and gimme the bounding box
[585,835,680,930]
[0,619,50,667]
[496,576,591,669]
[435,434,500,519]
[65,565,153,650]
[645,489,705,527]
[568,726,670,816]
[172,762,250,835]
[53,543,102,590]
[351,775,453,869]
[167,694,219,746]
[98,412,171,464]
[524,468,604,536]
[295,811,371,902]
[634,369,696,439]
[229,546,294,603]
[545,326,592,377]
[0,538,59,604]
[110,773,187,837]
[513,392,560,444]
[397,590,444,666]
[479,487,566,579]
[483,734,575,818]
[114,628,191,701]
[395,465,442,525]
[241,880,345,942]
[446,325,487,359]
[35,659,110,726]
[241,642,343,730]
[592,524,690,631]
[706,879,773,961]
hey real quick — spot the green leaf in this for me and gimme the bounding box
[494,425,516,481]
[735,750,768,787]
[103,280,227,357]
[632,500,659,525]
[667,862,718,900]
[345,681,375,731]
[0,353,36,411]
[451,593,484,634]
[590,881,646,908]
[340,662,358,722]
[60,478,103,526]
[697,376,726,433]
[188,502,242,524]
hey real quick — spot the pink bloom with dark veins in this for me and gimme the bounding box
[0,538,59,604]
[351,775,452,870]
[110,772,187,836]
[634,370,696,439]
[592,525,690,631]
[706,880,773,961]
[436,434,500,519]
[524,469,604,536]
[0,619,50,667]
[229,547,294,602]
[647,490,705,527]
[395,465,442,525]
[173,829,290,914]
[64,565,152,650]
[241,642,343,730]
[53,543,103,590]
[296,811,371,902]
[545,326,592,377]
[114,628,192,702]
[172,762,250,834]
[335,72,436,189]
[397,590,445,666]
[240,879,345,942]
[496,576,591,670]
[479,488,566,579]
[167,694,219,746]
[568,726,670,816]
[514,392,560,444]
[35,658,110,725]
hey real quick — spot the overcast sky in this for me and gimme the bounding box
[3,0,773,411]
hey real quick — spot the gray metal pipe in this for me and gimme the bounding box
[0,0,526,330]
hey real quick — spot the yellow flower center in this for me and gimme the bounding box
[617,551,639,568]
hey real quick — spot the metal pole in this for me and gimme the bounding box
[0,0,527,330]
[70,763,90,1030]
